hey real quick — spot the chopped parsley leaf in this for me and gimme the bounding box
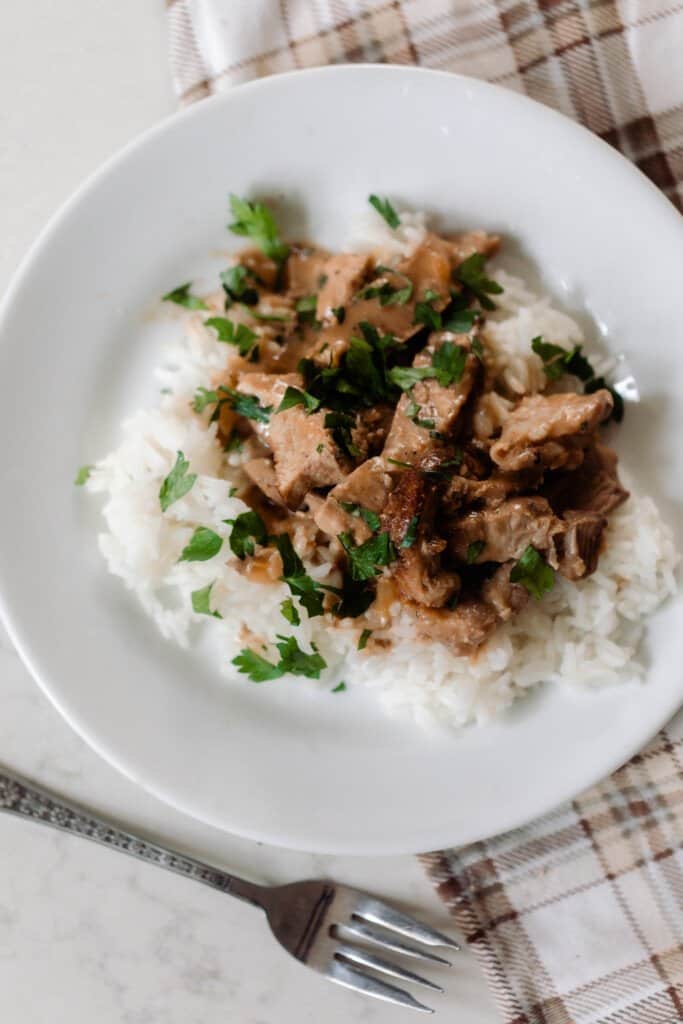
[232,649,284,682]
[224,432,243,453]
[74,465,92,486]
[387,457,413,469]
[276,385,320,414]
[471,336,485,361]
[368,194,400,229]
[220,265,258,306]
[330,576,375,619]
[405,398,435,430]
[228,194,289,264]
[453,253,503,311]
[222,387,272,423]
[444,308,480,334]
[332,305,346,324]
[358,628,372,651]
[401,515,420,549]
[356,272,413,307]
[272,534,325,617]
[193,387,219,414]
[431,341,467,386]
[162,282,208,310]
[159,451,197,512]
[274,635,327,678]
[510,545,555,600]
[324,411,362,458]
[316,443,325,453]
[531,336,593,382]
[339,531,397,581]
[245,307,292,323]
[280,597,300,626]
[191,581,222,618]
[413,297,441,331]
[466,540,485,564]
[388,365,435,391]
[331,681,347,693]
[338,501,381,532]
[295,294,318,324]
[225,510,267,559]
[205,316,257,356]
[179,527,223,562]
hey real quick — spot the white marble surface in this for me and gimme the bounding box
[0,3,498,1021]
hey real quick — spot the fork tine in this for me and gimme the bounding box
[336,943,443,992]
[335,920,452,966]
[354,896,461,950]
[328,958,434,1013]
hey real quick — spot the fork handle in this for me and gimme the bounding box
[0,765,268,909]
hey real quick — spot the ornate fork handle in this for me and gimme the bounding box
[0,765,266,907]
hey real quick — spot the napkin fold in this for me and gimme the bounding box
[166,2,683,1019]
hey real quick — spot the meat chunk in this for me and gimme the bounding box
[381,470,459,607]
[410,599,499,654]
[471,391,513,441]
[316,253,372,321]
[556,510,607,580]
[383,335,482,464]
[481,563,529,622]
[542,441,629,516]
[285,247,331,295]
[444,468,544,512]
[447,496,564,567]
[490,390,614,472]
[236,371,348,507]
[313,457,392,544]
[242,458,285,507]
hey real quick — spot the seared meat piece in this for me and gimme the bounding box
[556,510,607,580]
[490,390,614,472]
[447,496,563,566]
[352,404,395,459]
[381,469,459,608]
[243,458,285,507]
[285,246,331,295]
[313,457,392,544]
[471,391,513,441]
[543,441,629,516]
[236,371,349,508]
[410,599,499,654]
[316,253,373,321]
[481,562,529,622]
[383,335,482,464]
[445,468,544,512]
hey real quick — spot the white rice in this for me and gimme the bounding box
[85,213,679,727]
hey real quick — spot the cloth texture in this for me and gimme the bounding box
[166,1,683,1020]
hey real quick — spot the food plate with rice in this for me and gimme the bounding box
[0,65,681,853]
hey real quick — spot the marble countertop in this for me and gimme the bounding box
[0,3,498,1020]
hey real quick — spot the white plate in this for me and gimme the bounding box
[0,65,682,855]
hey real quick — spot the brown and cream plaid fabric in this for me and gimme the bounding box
[166,2,683,1020]
[167,0,683,211]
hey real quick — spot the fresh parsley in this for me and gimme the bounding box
[339,531,397,582]
[405,398,435,430]
[332,305,346,324]
[358,628,372,651]
[324,411,362,458]
[179,527,223,562]
[274,635,327,678]
[330,575,375,619]
[162,282,208,310]
[280,597,301,626]
[222,387,272,424]
[192,387,219,414]
[466,540,485,564]
[338,501,381,532]
[226,510,267,559]
[295,294,318,324]
[413,296,442,331]
[191,581,222,618]
[431,341,467,386]
[531,336,593,382]
[74,465,92,486]
[232,649,284,682]
[368,194,400,229]
[453,253,503,310]
[331,681,347,693]
[220,265,258,306]
[272,534,325,617]
[159,452,197,512]
[401,515,420,549]
[356,269,413,307]
[471,336,484,361]
[228,194,289,264]
[510,545,555,600]
[205,316,257,356]
[276,385,320,414]
[444,307,480,334]
[386,457,413,469]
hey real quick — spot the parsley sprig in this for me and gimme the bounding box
[162,282,208,310]
[453,253,503,311]
[159,452,197,512]
[233,636,326,682]
[228,194,290,264]
[368,194,401,229]
[510,545,555,600]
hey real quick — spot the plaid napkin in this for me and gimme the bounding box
[166,2,683,1020]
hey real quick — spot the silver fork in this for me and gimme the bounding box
[0,765,458,1013]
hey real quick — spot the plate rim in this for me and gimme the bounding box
[1,63,682,854]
